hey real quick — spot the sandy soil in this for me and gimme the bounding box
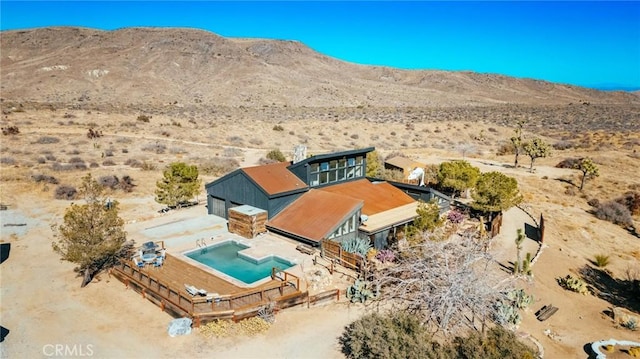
[1,109,639,358]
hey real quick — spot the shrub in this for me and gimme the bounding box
[447,209,465,224]
[496,142,515,156]
[553,140,574,150]
[2,126,20,135]
[45,154,56,161]
[54,185,77,200]
[36,157,46,164]
[137,114,151,122]
[98,175,120,189]
[119,175,135,192]
[341,237,372,257]
[104,149,114,157]
[266,149,286,162]
[89,162,99,168]
[68,157,84,164]
[622,317,638,331]
[616,191,640,216]
[32,174,59,184]
[375,249,396,263]
[86,128,102,139]
[587,198,600,207]
[198,158,240,176]
[272,124,284,131]
[35,136,60,144]
[0,157,16,165]
[141,143,166,154]
[595,201,633,227]
[556,157,581,169]
[593,254,611,268]
[124,159,142,168]
[102,159,116,166]
[140,162,157,171]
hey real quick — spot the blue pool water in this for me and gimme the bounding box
[185,241,294,285]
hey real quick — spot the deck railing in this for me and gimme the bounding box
[110,260,306,326]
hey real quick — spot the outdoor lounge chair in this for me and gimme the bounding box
[185,284,199,296]
[154,256,163,267]
[133,257,144,269]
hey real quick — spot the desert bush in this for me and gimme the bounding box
[272,124,284,131]
[45,154,57,161]
[496,142,515,156]
[0,157,16,165]
[35,136,60,144]
[89,162,99,168]
[593,254,611,268]
[137,114,151,122]
[86,128,103,139]
[557,274,589,294]
[69,149,81,155]
[36,157,46,164]
[69,157,84,164]
[553,140,574,150]
[595,201,633,227]
[223,147,243,157]
[2,126,20,135]
[141,143,166,154]
[55,185,78,200]
[248,137,264,146]
[104,149,114,157]
[447,209,465,224]
[587,198,600,207]
[198,158,239,176]
[140,162,157,171]
[622,317,638,331]
[32,174,59,184]
[102,159,116,166]
[124,159,142,168]
[616,191,640,216]
[555,157,581,169]
[98,175,119,190]
[122,148,129,154]
[266,149,286,162]
[375,249,396,263]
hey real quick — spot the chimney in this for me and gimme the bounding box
[293,144,307,164]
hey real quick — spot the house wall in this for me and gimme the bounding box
[206,172,303,219]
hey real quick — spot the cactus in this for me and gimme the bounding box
[341,237,372,257]
[522,252,532,276]
[557,274,589,295]
[375,249,396,263]
[494,300,522,326]
[506,289,534,309]
[346,279,379,303]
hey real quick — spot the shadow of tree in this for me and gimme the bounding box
[579,265,640,314]
[554,177,576,187]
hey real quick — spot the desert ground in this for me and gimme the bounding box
[1,105,639,359]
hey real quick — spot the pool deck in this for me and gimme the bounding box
[126,208,316,294]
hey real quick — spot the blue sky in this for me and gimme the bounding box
[1,1,639,90]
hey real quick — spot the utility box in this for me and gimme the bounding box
[228,205,267,239]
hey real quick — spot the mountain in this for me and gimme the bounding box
[1,27,638,108]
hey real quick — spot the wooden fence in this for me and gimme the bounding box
[321,240,364,272]
[110,261,307,326]
[490,212,503,238]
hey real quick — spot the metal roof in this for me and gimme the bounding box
[359,202,419,234]
[242,162,308,196]
[267,190,363,242]
[319,179,416,215]
[385,156,424,172]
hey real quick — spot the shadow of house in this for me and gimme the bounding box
[579,265,640,314]
[0,326,8,343]
[524,223,540,242]
[0,243,10,265]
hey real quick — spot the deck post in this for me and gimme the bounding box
[160,300,165,312]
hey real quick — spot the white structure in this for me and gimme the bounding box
[407,167,425,186]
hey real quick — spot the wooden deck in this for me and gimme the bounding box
[111,253,307,325]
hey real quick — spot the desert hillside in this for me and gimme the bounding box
[1,26,639,108]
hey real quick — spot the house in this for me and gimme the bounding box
[205,147,420,248]
[384,156,426,178]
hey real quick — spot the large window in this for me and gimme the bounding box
[327,212,360,239]
[309,156,365,187]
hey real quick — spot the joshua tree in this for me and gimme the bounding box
[510,120,525,168]
[575,157,599,190]
[523,138,551,173]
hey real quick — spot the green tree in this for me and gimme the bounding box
[471,172,523,213]
[366,150,383,178]
[52,174,132,287]
[155,162,202,207]
[510,120,525,168]
[575,157,599,190]
[437,160,480,197]
[266,148,286,162]
[522,138,551,173]
[408,200,444,240]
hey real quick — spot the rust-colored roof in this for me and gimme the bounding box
[242,162,308,196]
[319,179,415,215]
[267,190,363,242]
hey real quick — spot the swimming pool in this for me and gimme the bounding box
[184,241,294,285]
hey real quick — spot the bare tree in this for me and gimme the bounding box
[372,234,512,334]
